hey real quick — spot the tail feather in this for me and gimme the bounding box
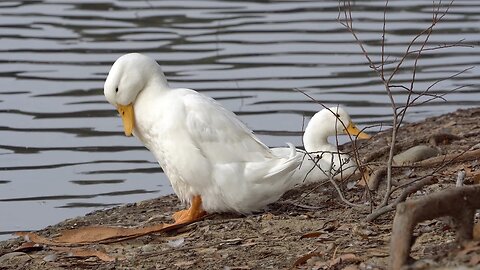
[264,143,301,179]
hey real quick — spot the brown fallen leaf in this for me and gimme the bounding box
[300,232,323,239]
[16,232,57,246]
[328,253,361,267]
[13,241,43,253]
[69,249,115,262]
[53,225,162,244]
[292,252,323,268]
[16,218,202,246]
[50,246,116,262]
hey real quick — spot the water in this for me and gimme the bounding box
[0,0,479,240]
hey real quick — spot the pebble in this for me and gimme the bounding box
[43,254,57,262]
[167,238,185,248]
[0,252,27,264]
[141,244,155,253]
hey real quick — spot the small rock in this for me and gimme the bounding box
[346,180,357,190]
[167,238,185,248]
[0,252,27,264]
[43,254,57,262]
[141,244,155,253]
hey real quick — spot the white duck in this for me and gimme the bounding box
[104,53,304,224]
[271,106,370,184]
[104,53,370,223]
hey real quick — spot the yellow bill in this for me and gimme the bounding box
[345,121,370,139]
[117,103,134,136]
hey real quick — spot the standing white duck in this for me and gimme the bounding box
[104,53,303,224]
[104,54,371,223]
[271,106,370,184]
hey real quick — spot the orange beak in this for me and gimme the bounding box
[117,103,134,136]
[345,121,370,139]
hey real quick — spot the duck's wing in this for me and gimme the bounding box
[182,90,274,163]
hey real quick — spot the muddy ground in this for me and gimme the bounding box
[1,107,480,270]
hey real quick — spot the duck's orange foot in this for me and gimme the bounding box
[172,209,189,222]
[172,195,207,225]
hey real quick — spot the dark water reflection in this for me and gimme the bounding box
[0,0,479,239]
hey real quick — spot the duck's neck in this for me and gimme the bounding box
[132,71,170,144]
[152,71,170,90]
[138,70,170,100]
[303,124,331,153]
[148,67,170,92]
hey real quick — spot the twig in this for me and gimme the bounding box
[365,176,436,222]
[275,200,326,210]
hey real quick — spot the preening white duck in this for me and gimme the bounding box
[104,53,304,224]
[271,106,370,184]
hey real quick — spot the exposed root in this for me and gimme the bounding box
[390,184,480,270]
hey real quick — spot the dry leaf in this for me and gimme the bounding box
[301,232,324,239]
[53,224,169,243]
[15,232,56,246]
[68,249,115,262]
[13,241,43,252]
[329,253,361,267]
[292,252,323,267]
[50,246,116,262]
[16,220,197,247]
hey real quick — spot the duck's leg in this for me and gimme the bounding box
[172,195,206,224]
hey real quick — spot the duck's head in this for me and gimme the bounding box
[306,106,370,144]
[328,106,369,139]
[104,53,168,136]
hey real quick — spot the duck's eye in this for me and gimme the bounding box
[115,87,119,93]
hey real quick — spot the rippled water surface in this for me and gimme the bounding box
[0,0,479,239]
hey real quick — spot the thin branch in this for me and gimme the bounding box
[365,176,436,222]
[381,0,389,80]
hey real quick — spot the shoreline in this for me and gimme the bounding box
[1,107,480,269]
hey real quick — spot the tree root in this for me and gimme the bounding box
[365,176,436,222]
[412,148,480,167]
[390,184,480,270]
[366,148,480,192]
